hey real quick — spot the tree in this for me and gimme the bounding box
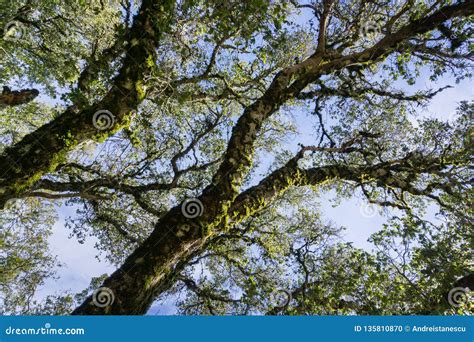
[0,0,472,315]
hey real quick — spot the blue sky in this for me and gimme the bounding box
[28,0,474,313]
[34,70,473,314]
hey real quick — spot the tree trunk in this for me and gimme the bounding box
[72,205,209,314]
[0,0,175,208]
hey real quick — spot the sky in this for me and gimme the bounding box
[17,3,474,314]
[33,71,473,315]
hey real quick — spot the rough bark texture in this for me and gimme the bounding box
[0,0,175,208]
[72,150,457,314]
[0,86,39,107]
[72,205,209,314]
[67,1,474,314]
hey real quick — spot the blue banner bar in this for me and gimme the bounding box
[1,316,472,342]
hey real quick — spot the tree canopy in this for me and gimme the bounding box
[0,0,473,315]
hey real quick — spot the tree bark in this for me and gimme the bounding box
[72,151,456,314]
[0,0,175,208]
[68,1,474,314]
[0,86,39,107]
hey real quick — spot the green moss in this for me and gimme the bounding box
[146,54,156,70]
[13,109,138,194]
[135,79,146,102]
[10,116,135,194]
[60,131,78,148]
[11,147,69,194]
[93,110,134,143]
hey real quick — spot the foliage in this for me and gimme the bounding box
[0,0,472,315]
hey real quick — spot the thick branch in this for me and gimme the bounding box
[71,2,473,315]
[0,86,39,107]
[71,146,461,314]
[203,0,474,215]
[0,0,175,208]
